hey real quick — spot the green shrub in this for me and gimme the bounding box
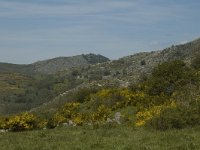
[148,100,200,130]
[72,88,99,103]
[135,101,176,127]
[46,119,56,129]
[191,53,200,69]
[148,107,186,130]
[146,60,196,96]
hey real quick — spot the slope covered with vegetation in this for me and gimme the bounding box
[32,53,110,74]
[0,71,89,115]
[0,53,110,74]
[0,38,200,130]
[0,39,200,150]
[1,57,200,131]
[0,54,109,114]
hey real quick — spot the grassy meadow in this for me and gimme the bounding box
[0,126,200,150]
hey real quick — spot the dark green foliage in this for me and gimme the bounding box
[148,107,186,130]
[82,53,110,64]
[148,100,200,130]
[191,54,200,69]
[0,71,85,115]
[0,63,34,75]
[146,60,197,96]
[70,88,100,103]
[46,118,57,129]
[140,60,146,66]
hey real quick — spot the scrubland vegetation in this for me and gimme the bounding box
[1,41,200,149]
[1,58,200,132]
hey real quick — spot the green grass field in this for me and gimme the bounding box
[0,126,200,150]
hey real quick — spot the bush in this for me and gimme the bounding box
[135,101,176,127]
[146,60,196,96]
[3,112,39,131]
[91,105,111,123]
[70,88,99,103]
[47,102,80,128]
[0,116,5,129]
[72,114,84,126]
[46,118,56,129]
[148,107,186,130]
[59,102,80,119]
[88,88,139,110]
[147,100,200,130]
[191,53,200,69]
[47,113,66,129]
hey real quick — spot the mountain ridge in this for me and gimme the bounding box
[0,53,110,74]
[1,38,200,115]
[28,38,200,114]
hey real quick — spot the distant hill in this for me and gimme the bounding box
[0,63,31,74]
[0,53,110,74]
[31,53,110,74]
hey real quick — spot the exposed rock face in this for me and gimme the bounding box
[0,129,8,133]
[114,112,122,124]
[106,112,122,125]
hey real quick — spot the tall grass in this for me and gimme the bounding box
[0,126,199,150]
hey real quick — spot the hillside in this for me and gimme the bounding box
[31,53,110,74]
[0,72,58,115]
[0,63,32,75]
[29,38,200,114]
[80,38,200,82]
[0,53,110,74]
[1,38,200,115]
[2,55,200,133]
[1,38,200,150]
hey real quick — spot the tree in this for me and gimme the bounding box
[146,60,196,96]
[191,54,200,69]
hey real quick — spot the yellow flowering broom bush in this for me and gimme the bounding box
[72,113,84,126]
[60,102,80,118]
[91,105,111,123]
[48,102,111,127]
[0,116,6,129]
[89,88,142,110]
[135,101,176,127]
[3,112,39,131]
[47,102,81,128]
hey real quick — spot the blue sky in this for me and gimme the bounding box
[0,0,200,64]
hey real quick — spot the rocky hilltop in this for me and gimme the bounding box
[32,53,110,74]
[90,38,200,81]
[0,53,110,74]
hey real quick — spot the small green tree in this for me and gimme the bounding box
[191,54,200,69]
[146,60,196,96]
